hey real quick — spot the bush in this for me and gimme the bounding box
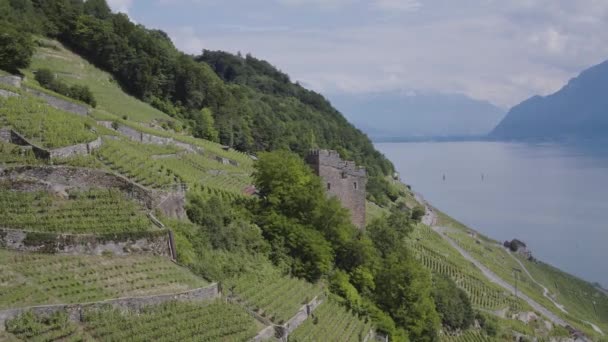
[35,68,97,107]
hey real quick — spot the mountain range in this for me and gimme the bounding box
[490,60,608,141]
[329,91,505,141]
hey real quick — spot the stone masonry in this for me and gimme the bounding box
[306,150,367,229]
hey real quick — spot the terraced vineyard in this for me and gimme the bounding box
[440,330,496,342]
[96,137,179,189]
[96,137,252,194]
[81,301,258,342]
[226,271,324,324]
[289,300,372,342]
[0,188,153,233]
[0,250,207,309]
[409,225,525,311]
[0,96,98,148]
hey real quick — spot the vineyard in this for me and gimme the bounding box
[0,250,207,309]
[440,330,497,342]
[97,136,252,194]
[409,225,525,311]
[0,96,98,149]
[0,188,153,234]
[225,271,324,324]
[289,300,373,342]
[3,301,258,342]
[81,300,258,342]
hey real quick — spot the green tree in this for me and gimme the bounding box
[0,21,34,72]
[84,0,112,19]
[374,249,440,341]
[431,274,474,331]
[197,108,219,142]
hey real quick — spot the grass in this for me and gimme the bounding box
[0,188,154,234]
[23,38,175,124]
[0,141,40,166]
[225,269,324,324]
[0,250,207,309]
[0,95,99,149]
[289,299,373,342]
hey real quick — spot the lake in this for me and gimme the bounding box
[376,141,608,287]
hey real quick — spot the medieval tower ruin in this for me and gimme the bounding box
[306,150,367,229]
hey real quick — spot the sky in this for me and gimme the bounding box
[106,0,608,108]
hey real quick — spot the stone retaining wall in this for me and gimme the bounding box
[25,88,90,116]
[0,89,18,98]
[0,228,172,257]
[276,296,324,339]
[5,129,102,160]
[114,123,199,153]
[0,75,22,88]
[0,283,219,331]
[0,165,156,208]
[0,128,11,143]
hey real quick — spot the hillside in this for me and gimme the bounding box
[330,91,505,140]
[490,59,608,141]
[1,1,607,342]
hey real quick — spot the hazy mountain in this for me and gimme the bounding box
[490,60,608,141]
[329,91,505,140]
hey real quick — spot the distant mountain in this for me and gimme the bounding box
[490,60,608,141]
[329,91,505,140]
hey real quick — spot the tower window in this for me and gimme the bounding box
[327,183,331,190]
[353,182,358,190]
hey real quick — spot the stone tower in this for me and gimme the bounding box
[306,150,367,230]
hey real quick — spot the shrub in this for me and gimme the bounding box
[34,68,97,107]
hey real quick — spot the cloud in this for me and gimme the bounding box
[132,0,608,107]
[107,0,134,14]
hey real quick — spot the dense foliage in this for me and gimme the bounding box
[35,67,96,106]
[0,20,34,72]
[0,0,396,204]
[431,274,474,331]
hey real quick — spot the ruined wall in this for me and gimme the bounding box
[0,283,219,330]
[0,228,172,257]
[25,88,90,116]
[306,150,367,229]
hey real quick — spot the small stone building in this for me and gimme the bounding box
[306,150,367,230]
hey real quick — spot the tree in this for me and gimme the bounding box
[84,0,112,19]
[196,108,219,142]
[431,274,474,331]
[374,249,440,341]
[0,21,34,72]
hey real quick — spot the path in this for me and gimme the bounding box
[503,248,568,314]
[414,194,570,329]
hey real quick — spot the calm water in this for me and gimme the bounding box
[377,141,608,287]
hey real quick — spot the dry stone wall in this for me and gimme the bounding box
[0,283,219,331]
[4,129,102,160]
[0,89,18,98]
[25,88,90,116]
[0,75,22,88]
[0,228,172,257]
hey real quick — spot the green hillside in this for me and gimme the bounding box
[0,1,606,342]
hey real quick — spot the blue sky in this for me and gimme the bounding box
[107,0,608,108]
